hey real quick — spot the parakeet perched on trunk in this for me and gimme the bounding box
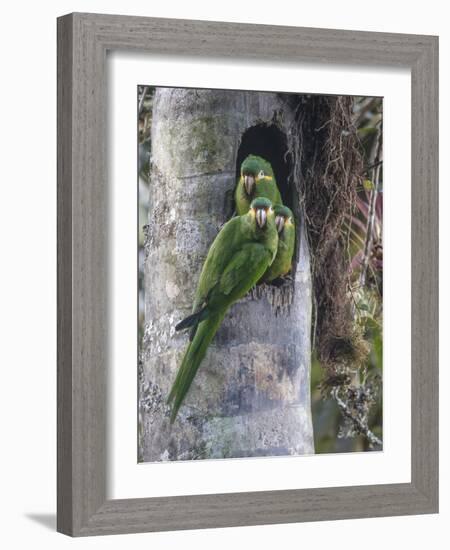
[168,197,279,422]
[235,155,282,215]
[261,205,295,283]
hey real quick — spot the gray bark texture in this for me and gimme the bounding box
[139,88,314,461]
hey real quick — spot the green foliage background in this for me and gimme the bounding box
[312,96,383,453]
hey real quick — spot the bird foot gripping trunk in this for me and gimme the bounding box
[139,87,314,462]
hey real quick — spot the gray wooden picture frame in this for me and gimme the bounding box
[57,12,439,537]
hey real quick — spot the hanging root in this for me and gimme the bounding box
[284,94,367,374]
[281,94,383,446]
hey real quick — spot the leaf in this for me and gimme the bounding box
[357,127,378,137]
[375,194,383,220]
[350,250,364,272]
[349,215,367,233]
[363,179,374,191]
[356,196,369,218]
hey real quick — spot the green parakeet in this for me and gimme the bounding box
[168,197,279,422]
[261,205,295,283]
[235,155,282,215]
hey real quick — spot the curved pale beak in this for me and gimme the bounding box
[275,215,285,233]
[244,174,255,195]
[256,208,267,228]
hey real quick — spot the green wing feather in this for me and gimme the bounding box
[168,310,225,423]
[168,241,273,422]
[219,244,271,297]
[191,217,241,313]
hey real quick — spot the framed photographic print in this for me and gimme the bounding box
[57,13,438,536]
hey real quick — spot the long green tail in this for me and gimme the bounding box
[168,311,226,423]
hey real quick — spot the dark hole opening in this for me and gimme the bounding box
[235,124,298,292]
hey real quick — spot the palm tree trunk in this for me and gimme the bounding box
[139,88,314,461]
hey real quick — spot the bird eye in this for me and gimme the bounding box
[258,170,265,178]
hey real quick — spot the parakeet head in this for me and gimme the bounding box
[273,205,294,234]
[249,197,274,229]
[240,155,275,197]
